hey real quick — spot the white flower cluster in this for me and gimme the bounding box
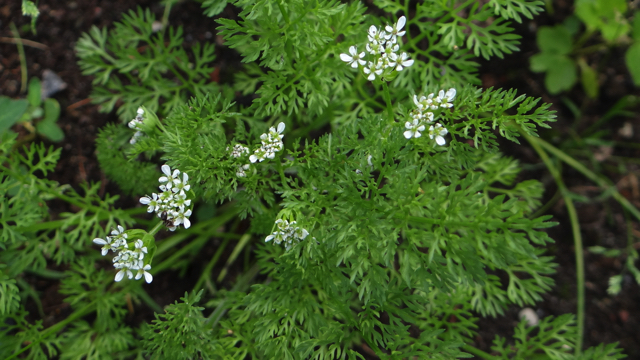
[140,164,193,231]
[340,16,414,81]
[93,225,153,283]
[227,144,249,158]
[265,219,309,249]
[236,164,250,178]
[249,122,285,163]
[128,107,145,144]
[404,88,456,146]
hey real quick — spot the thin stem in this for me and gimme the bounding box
[133,286,163,314]
[192,237,231,294]
[381,82,394,124]
[461,344,499,359]
[10,23,27,93]
[275,157,289,189]
[148,220,164,236]
[523,133,584,356]
[161,2,172,26]
[207,262,261,329]
[535,137,640,222]
[17,278,44,318]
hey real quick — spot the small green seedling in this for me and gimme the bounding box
[531,0,640,96]
[0,77,64,142]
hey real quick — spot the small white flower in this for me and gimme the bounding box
[236,164,250,178]
[172,172,190,193]
[137,107,144,116]
[172,209,192,229]
[385,16,407,37]
[229,144,250,158]
[363,61,383,81]
[404,119,426,139]
[429,123,448,146]
[395,52,414,71]
[93,237,111,256]
[135,239,148,254]
[135,264,153,283]
[159,164,180,183]
[436,88,456,108]
[115,268,133,282]
[339,46,366,68]
[139,193,159,212]
[367,25,386,45]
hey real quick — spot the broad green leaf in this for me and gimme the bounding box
[530,52,558,72]
[578,58,598,99]
[633,11,640,40]
[544,56,577,94]
[536,25,572,55]
[27,77,41,107]
[625,42,640,86]
[0,97,28,134]
[575,0,629,42]
[43,98,60,123]
[36,118,64,142]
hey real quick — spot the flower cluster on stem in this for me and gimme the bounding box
[340,16,414,81]
[93,226,153,283]
[265,219,309,250]
[404,88,456,146]
[140,164,193,231]
[228,144,249,158]
[128,107,145,144]
[249,122,285,163]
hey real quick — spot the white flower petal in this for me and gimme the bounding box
[403,130,413,139]
[277,122,285,133]
[144,272,153,283]
[93,238,108,245]
[161,165,171,177]
[115,270,125,282]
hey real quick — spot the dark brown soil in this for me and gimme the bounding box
[1,0,639,358]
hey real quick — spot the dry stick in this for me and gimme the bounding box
[0,37,48,50]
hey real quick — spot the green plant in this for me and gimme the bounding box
[530,0,640,96]
[21,0,39,33]
[1,0,631,359]
[0,77,64,142]
[75,7,221,121]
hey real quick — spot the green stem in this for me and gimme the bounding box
[10,22,27,94]
[148,220,164,236]
[206,262,261,329]
[381,82,394,124]
[275,157,289,189]
[133,286,163,314]
[25,268,68,280]
[161,2,172,27]
[535,138,640,222]
[192,237,232,294]
[17,278,44,318]
[7,301,97,360]
[523,133,584,356]
[461,344,499,359]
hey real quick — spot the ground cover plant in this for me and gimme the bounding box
[1,0,638,358]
